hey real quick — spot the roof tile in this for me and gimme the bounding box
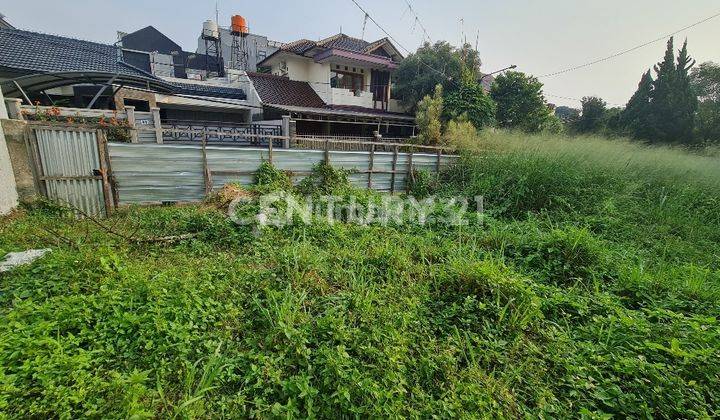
[247,72,325,108]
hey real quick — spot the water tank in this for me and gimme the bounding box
[202,20,219,40]
[230,15,249,36]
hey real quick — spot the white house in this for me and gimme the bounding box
[259,33,405,113]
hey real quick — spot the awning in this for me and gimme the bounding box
[0,71,176,98]
[267,103,415,122]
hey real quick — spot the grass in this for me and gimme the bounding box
[0,130,719,418]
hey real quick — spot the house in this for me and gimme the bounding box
[251,33,416,137]
[0,27,259,124]
[119,26,224,80]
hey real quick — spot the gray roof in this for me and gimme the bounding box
[275,34,402,61]
[169,81,247,100]
[0,28,246,100]
[0,28,150,77]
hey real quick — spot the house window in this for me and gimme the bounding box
[331,70,364,92]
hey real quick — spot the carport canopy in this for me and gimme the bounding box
[0,70,176,102]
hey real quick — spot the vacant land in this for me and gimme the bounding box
[1,131,719,418]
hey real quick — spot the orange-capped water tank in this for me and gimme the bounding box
[231,15,249,35]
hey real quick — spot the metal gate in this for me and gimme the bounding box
[26,125,113,217]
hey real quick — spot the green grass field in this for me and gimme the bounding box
[1,131,718,418]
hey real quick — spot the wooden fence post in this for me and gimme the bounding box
[436,148,442,173]
[390,145,398,195]
[201,129,212,195]
[96,130,114,216]
[367,143,375,189]
[324,139,330,164]
[406,146,414,193]
[268,133,274,164]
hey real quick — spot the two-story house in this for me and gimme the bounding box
[260,33,403,112]
[252,33,414,137]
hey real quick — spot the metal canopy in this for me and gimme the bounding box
[267,103,415,122]
[0,71,176,99]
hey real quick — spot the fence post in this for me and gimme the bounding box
[267,132,274,164]
[367,143,375,189]
[406,146,414,194]
[288,119,296,149]
[281,115,291,149]
[151,107,163,144]
[324,139,330,164]
[202,129,212,195]
[5,99,23,120]
[125,106,138,144]
[390,145,398,195]
[436,148,442,173]
[96,130,114,216]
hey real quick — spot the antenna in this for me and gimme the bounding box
[361,13,369,40]
[215,0,219,24]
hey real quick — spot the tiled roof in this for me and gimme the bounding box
[317,34,370,52]
[280,39,316,54]
[247,72,325,108]
[0,28,149,77]
[278,34,395,57]
[169,81,247,100]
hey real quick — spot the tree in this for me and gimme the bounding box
[691,62,720,142]
[415,85,444,145]
[394,41,481,112]
[555,106,580,123]
[647,37,697,143]
[620,70,654,139]
[443,71,496,130]
[574,96,608,134]
[490,71,554,132]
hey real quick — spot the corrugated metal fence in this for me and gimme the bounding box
[29,127,110,216]
[108,143,458,204]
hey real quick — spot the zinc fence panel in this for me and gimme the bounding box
[35,128,105,216]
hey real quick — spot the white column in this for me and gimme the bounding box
[0,88,19,214]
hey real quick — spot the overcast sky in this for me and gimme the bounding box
[3,0,719,107]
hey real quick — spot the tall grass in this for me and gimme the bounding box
[0,132,718,417]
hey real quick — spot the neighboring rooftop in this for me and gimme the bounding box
[168,80,247,100]
[0,28,149,77]
[264,33,403,65]
[247,72,325,108]
[0,13,13,30]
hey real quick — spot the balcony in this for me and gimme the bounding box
[331,87,374,108]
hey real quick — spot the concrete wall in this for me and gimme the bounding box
[0,89,20,214]
[1,119,35,201]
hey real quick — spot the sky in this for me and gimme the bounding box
[2,0,719,108]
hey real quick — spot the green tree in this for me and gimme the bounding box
[415,84,444,145]
[443,72,496,130]
[648,37,697,143]
[620,70,655,139]
[691,62,720,143]
[490,71,553,132]
[394,41,481,112]
[574,96,608,134]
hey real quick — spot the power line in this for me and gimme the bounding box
[545,93,624,107]
[402,0,432,44]
[538,10,720,78]
[348,0,456,84]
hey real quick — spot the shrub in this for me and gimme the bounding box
[254,161,293,192]
[296,162,351,195]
